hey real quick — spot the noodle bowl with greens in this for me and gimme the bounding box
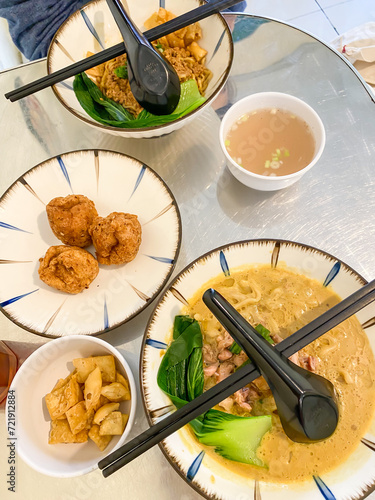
[73,8,213,128]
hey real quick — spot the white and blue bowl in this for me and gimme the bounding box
[141,239,375,500]
[47,0,233,138]
[0,149,181,337]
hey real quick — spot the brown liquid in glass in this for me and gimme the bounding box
[225,108,315,176]
[0,341,39,407]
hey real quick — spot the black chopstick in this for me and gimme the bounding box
[98,278,375,477]
[5,0,241,102]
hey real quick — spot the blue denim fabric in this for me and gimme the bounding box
[0,0,88,60]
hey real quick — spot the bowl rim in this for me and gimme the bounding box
[6,334,137,478]
[219,91,326,182]
[46,0,234,133]
[0,148,182,339]
[139,238,368,500]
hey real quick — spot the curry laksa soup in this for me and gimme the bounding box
[225,108,316,177]
[181,265,375,483]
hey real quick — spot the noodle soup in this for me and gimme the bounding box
[182,265,375,483]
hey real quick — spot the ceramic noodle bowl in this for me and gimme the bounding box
[47,0,233,138]
[141,239,375,500]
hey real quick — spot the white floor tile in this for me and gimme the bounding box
[323,0,375,34]
[315,0,351,8]
[286,10,339,41]
[243,0,319,22]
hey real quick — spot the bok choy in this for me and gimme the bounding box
[73,73,206,129]
[157,315,272,466]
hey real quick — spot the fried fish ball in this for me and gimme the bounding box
[89,212,142,265]
[46,194,98,247]
[38,245,99,294]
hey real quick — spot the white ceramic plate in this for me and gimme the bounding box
[6,335,137,477]
[47,0,233,139]
[0,149,181,337]
[141,239,375,500]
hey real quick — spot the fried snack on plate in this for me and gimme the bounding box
[45,376,82,420]
[101,382,131,402]
[88,424,112,451]
[93,402,120,425]
[49,420,88,444]
[47,354,131,450]
[73,355,116,383]
[84,366,102,412]
[46,194,98,247]
[65,401,91,435]
[38,245,99,294]
[99,411,127,435]
[89,212,141,265]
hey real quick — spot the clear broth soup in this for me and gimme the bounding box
[225,108,316,176]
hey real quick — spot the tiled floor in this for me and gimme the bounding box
[0,0,374,70]
[243,0,375,43]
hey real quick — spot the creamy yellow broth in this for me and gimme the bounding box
[182,265,375,483]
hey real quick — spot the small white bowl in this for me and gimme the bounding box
[219,92,326,191]
[6,336,136,477]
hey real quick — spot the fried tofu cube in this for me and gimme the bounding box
[94,356,116,383]
[73,357,97,383]
[115,371,128,387]
[88,424,112,451]
[101,382,130,402]
[84,366,102,412]
[49,419,88,444]
[99,411,124,436]
[65,401,89,434]
[45,376,82,420]
[93,403,120,425]
[73,355,116,383]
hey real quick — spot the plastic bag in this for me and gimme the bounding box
[331,22,375,91]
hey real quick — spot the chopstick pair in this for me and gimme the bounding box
[5,0,242,102]
[98,277,375,478]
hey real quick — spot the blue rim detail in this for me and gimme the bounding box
[187,451,205,481]
[0,289,39,308]
[145,255,174,264]
[129,166,146,200]
[313,476,336,500]
[146,338,168,349]
[323,262,340,287]
[57,81,73,91]
[104,298,109,329]
[208,30,226,63]
[57,156,73,191]
[219,250,230,276]
[0,221,32,234]
[159,0,165,8]
[80,10,105,49]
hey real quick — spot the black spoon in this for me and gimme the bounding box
[106,0,180,115]
[203,289,339,443]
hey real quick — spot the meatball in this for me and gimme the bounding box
[38,245,99,294]
[89,212,142,265]
[46,195,98,247]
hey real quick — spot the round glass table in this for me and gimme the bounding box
[0,13,374,500]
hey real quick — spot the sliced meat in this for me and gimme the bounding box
[217,330,234,351]
[234,388,252,412]
[232,351,248,367]
[203,362,219,377]
[202,344,217,365]
[218,396,234,412]
[215,361,235,382]
[217,349,233,361]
